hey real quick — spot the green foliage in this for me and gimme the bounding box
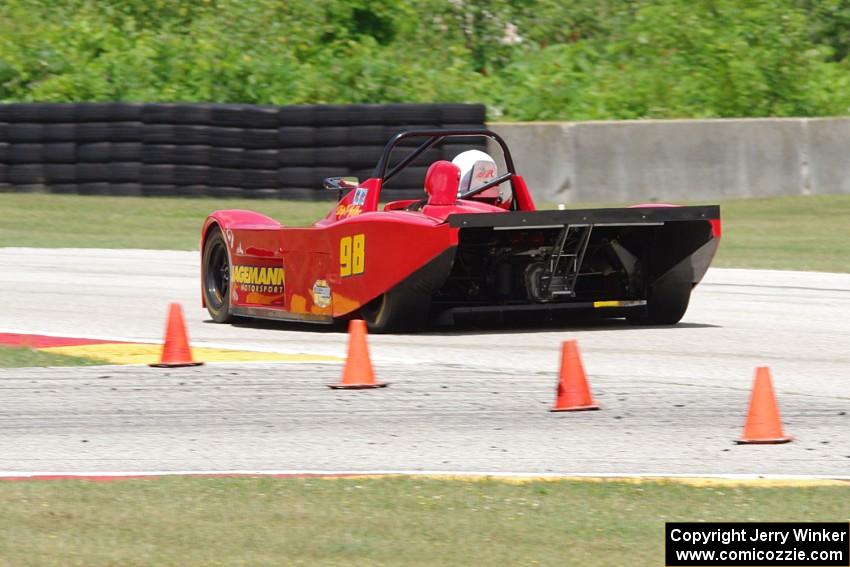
[797,0,850,61]
[1,0,849,120]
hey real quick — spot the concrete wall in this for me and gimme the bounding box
[488,118,850,203]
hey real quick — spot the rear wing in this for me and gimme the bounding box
[448,205,720,229]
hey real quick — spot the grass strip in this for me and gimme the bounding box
[0,345,109,367]
[1,193,848,272]
[709,195,850,272]
[0,477,846,567]
[0,194,332,250]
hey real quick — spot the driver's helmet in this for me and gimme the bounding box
[451,149,502,200]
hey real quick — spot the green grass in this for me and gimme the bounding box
[709,195,850,272]
[0,345,107,367]
[1,193,848,272]
[0,477,846,567]
[0,193,333,250]
[573,194,850,273]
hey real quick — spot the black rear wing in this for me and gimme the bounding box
[448,205,720,229]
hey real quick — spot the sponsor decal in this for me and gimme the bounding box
[475,168,496,182]
[231,265,285,294]
[352,187,368,206]
[312,279,332,308]
[335,203,363,220]
[592,300,646,308]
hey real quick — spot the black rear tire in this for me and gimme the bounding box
[627,280,692,325]
[359,288,429,333]
[202,227,233,323]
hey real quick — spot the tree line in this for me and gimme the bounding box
[2,0,849,120]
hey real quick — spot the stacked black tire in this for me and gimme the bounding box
[0,103,143,196]
[0,103,486,200]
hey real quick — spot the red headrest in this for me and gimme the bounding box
[424,160,460,206]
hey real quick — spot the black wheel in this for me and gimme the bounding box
[628,280,692,325]
[9,164,45,184]
[240,169,278,189]
[209,167,243,187]
[108,162,141,182]
[279,126,317,147]
[44,164,77,183]
[439,103,486,124]
[314,127,349,147]
[8,144,45,163]
[8,124,44,143]
[174,125,212,145]
[203,228,233,323]
[109,122,142,142]
[77,143,111,162]
[242,149,279,169]
[241,128,279,149]
[143,124,175,143]
[312,105,350,126]
[110,142,142,161]
[279,105,316,127]
[174,165,210,185]
[107,102,143,121]
[142,102,211,125]
[75,123,111,142]
[76,163,109,182]
[75,103,112,122]
[359,287,430,333]
[381,104,441,125]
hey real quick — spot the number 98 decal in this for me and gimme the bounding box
[340,233,365,277]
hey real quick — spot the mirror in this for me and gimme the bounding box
[323,177,360,191]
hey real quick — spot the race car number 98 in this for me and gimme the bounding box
[340,234,365,277]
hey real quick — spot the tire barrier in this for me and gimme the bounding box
[0,103,486,199]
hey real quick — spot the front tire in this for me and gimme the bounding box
[627,280,692,325]
[202,227,233,323]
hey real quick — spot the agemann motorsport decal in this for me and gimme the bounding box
[231,265,285,294]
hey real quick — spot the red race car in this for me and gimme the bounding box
[201,129,720,331]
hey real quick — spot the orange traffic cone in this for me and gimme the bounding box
[737,366,791,444]
[328,320,387,389]
[149,303,204,368]
[550,340,599,412]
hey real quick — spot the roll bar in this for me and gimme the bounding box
[372,129,517,184]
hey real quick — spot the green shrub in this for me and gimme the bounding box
[1,0,848,120]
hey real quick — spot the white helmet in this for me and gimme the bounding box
[451,149,502,199]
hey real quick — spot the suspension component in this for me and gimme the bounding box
[524,224,593,303]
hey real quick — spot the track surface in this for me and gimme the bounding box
[0,248,848,475]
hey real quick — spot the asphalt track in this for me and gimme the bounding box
[0,248,848,476]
